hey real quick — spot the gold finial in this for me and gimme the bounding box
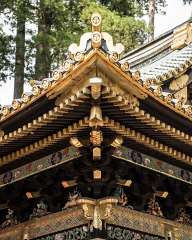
[91,13,102,48]
[91,13,102,32]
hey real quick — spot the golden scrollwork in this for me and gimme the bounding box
[77,197,118,230]
[90,130,103,146]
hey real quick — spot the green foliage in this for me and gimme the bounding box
[2,0,190,89]
[0,30,13,83]
[99,0,143,16]
[81,2,147,50]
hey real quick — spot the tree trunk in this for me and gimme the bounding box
[14,2,26,99]
[148,0,155,42]
[35,0,51,80]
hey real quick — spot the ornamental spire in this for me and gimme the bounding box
[67,12,125,63]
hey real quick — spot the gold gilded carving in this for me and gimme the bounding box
[52,70,62,81]
[124,93,139,108]
[89,105,103,127]
[174,87,188,104]
[93,147,101,160]
[60,61,73,72]
[12,100,21,110]
[90,130,103,146]
[111,136,123,148]
[91,13,102,32]
[91,31,102,48]
[2,106,10,116]
[176,208,192,225]
[42,78,52,90]
[132,70,141,81]
[146,197,163,217]
[68,41,86,61]
[93,169,102,180]
[171,22,192,50]
[0,130,4,137]
[184,105,192,115]
[153,86,162,97]
[21,93,31,103]
[91,84,101,100]
[77,197,118,230]
[120,62,130,72]
[70,137,83,148]
[169,74,189,91]
[32,85,41,96]
[108,52,119,63]
[164,93,173,103]
[74,52,84,62]
[92,205,102,230]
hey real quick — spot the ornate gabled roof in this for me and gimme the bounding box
[0,13,192,169]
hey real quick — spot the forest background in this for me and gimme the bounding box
[0,0,191,101]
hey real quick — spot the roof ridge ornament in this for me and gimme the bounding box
[68,13,125,63]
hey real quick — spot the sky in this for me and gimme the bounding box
[0,0,191,106]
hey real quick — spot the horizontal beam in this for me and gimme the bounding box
[103,117,192,164]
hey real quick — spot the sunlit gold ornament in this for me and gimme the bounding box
[91,32,102,48]
[12,100,21,110]
[90,130,103,146]
[22,93,31,103]
[74,52,84,62]
[91,13,102,32]
[32,85,41,96]
[70,137,83,148]
[89,105,103,127]
[52,70,62,81]
[111,136,123,148]
[132,70,141,81]
[120,62,130,72]
[109,52,119,63]
[2,106,10,116]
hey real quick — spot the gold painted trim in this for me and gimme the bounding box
[0,117,89,166]
[103,86,192,146]
[103,117,192,164]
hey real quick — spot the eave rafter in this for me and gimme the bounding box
[102,86,192,147]
[0,87,90,147]
[103,117,192,164]
[1,114,190,168]
[0,117,89,166]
